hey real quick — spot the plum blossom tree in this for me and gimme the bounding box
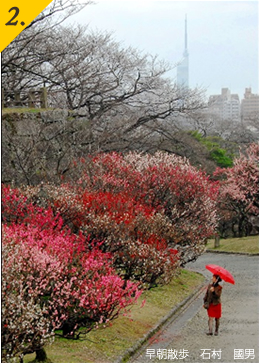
[2,1,93,92]
[1,149,221,360]
[85,152,218,258]
[2,225,69,361]
[2,187,142,361]
[46,151,219,267]
[2,22,206,186]
[214,142,259,237]
[21,185,180,288]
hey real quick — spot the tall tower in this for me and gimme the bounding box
[177,15,189,88]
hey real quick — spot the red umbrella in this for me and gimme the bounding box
[206,264,235,284]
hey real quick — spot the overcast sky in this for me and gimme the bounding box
[67,0,258,100]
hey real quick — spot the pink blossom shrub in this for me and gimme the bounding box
[2,193,141,360]
[214,142,259,237]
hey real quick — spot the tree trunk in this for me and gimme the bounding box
[36,349,47,361]
[238,215,246,238]
[34,348,52,362]
[214,234,220,248]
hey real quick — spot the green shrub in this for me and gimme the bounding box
[189,131,234,168]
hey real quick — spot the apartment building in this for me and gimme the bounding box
[208,88,240,122]
[241,88,259,122]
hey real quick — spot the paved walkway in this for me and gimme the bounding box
[129,253,259,363]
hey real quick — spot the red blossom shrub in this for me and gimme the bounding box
[66,152,219,264]
[2,184,38,224]
[15,151,218,284]
[2,189,141,360]
[49,187,179,286]
[3,151,219,289]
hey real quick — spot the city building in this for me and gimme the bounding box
[177,15,189,88]
[241,88,259,122]
[208,88,240,122]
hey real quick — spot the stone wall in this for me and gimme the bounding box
[2,109,91,185]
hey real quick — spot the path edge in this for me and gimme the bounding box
[206,249,259,256]
[115,277,207,363]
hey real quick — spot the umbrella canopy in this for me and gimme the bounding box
[206,264,235,284]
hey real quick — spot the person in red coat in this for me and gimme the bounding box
[203,274,222,335]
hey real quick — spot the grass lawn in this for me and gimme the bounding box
[2,108,52,114]
[24,269,205,363]
[206,235,259,254]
